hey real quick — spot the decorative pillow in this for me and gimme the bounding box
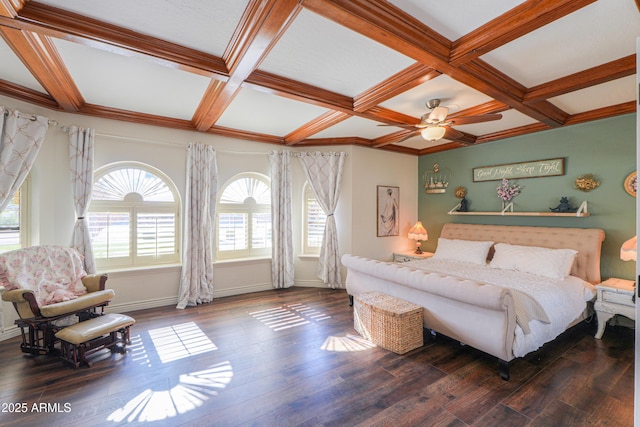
[432,238,494,265]
[489,243,578,280]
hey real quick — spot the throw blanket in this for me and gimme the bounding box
[0,246,87,306]
[405,258,595,334]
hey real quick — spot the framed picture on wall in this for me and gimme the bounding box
[377,185,399,237]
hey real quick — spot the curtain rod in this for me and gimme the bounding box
[6,109,346,156]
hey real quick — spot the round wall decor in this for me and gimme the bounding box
[624,171,637,197]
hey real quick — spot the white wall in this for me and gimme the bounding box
[0,95,418,339]
[349,145,419,261]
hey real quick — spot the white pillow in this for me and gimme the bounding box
[489,242,578,280]
[432,238,494,265]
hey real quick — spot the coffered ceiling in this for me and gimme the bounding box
[0,1,637,155]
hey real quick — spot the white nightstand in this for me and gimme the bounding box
[393,251,434,263]
[594,278,635,339]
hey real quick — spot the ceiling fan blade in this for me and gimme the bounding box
[449,113,502,125]
[376,123,418,129]
[443,126,464,140]
[394,132,420,144]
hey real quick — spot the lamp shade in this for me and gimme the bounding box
[408,221,428,241]
[421,126,446,142]
[620,235,637,261]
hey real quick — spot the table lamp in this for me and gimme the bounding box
[408,221,428,254]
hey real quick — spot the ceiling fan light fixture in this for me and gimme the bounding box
[421,126,446,142]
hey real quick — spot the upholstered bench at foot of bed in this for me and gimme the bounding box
[55,313,135,368]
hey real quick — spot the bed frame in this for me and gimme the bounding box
[343,223,605,380]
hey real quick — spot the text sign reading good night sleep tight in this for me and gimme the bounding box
[472,158,564,182]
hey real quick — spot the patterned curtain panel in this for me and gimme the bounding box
[0,107,48,212]
[297,152,346,288]
[269,151,294,288]
[69,126,96,274]
[177,143,217,309]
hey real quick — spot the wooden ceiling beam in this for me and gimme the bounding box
[0,77,59,110]
[372,129,417,148]
[207,125,284,145]
[80,104,195,131]
[303,0,451,70]
[295,136,371,147]
[0,27,83,111]
[245,69,353,112]
[525,55,636,103]
[450,0,597,66]
[0,0,25,18]
[304,0,567,128]
[459,59,567,126]
[285,111,350,145]
[8,2,228,79]
[476,123,552,144]
[192,0,302,131]
[564,101,636,125]
[354,63,441,113]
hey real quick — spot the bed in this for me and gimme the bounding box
[342,223,605,380]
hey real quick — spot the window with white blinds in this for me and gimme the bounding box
[0,182,28,254]
[88,163,180,269]
[217,173,271,259]
[303,182,326,254]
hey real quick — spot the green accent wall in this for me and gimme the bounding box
[418,114,636,281]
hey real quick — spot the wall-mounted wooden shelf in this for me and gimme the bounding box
[448,201,590,217]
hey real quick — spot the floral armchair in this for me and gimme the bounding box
[0,246,114,354]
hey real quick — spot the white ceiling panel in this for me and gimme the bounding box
[380,75,494,118]
[39,0,249,57]
[0,2,634,155]
[388,0,525,41]
[0,38,45,92]
[258,9,415,97]
[313,116,395,139]
[482,1,640,87]
[548,76,636,115]
[393,134,448,151]
[216,87,328,136]
[53,39,211,119]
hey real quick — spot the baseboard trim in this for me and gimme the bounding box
[213,283,272,298]
[105,296,178,314]
[1,325,20,341]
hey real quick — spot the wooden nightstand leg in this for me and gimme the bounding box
[595,311,615,339]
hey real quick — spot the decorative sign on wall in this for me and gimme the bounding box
[473,157,564,182]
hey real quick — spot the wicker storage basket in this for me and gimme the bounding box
[354,291,423,354]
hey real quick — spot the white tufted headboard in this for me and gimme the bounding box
[440,223,605,284]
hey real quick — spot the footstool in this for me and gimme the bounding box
[55,313,135,368]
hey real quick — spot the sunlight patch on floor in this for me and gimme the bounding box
[320,333,377,352]
[250,303,331,331]
[148,322,217,363]
[106,361,233,423]
[127,334,151,367]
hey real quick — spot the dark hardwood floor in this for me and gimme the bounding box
[0,287,634,426]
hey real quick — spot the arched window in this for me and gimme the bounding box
[217,173,271,259]
[303,182,326,254]
[88,162,180,269]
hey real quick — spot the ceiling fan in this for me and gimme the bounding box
[380,99,503,143]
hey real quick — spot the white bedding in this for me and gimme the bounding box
[405,258,596,357]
